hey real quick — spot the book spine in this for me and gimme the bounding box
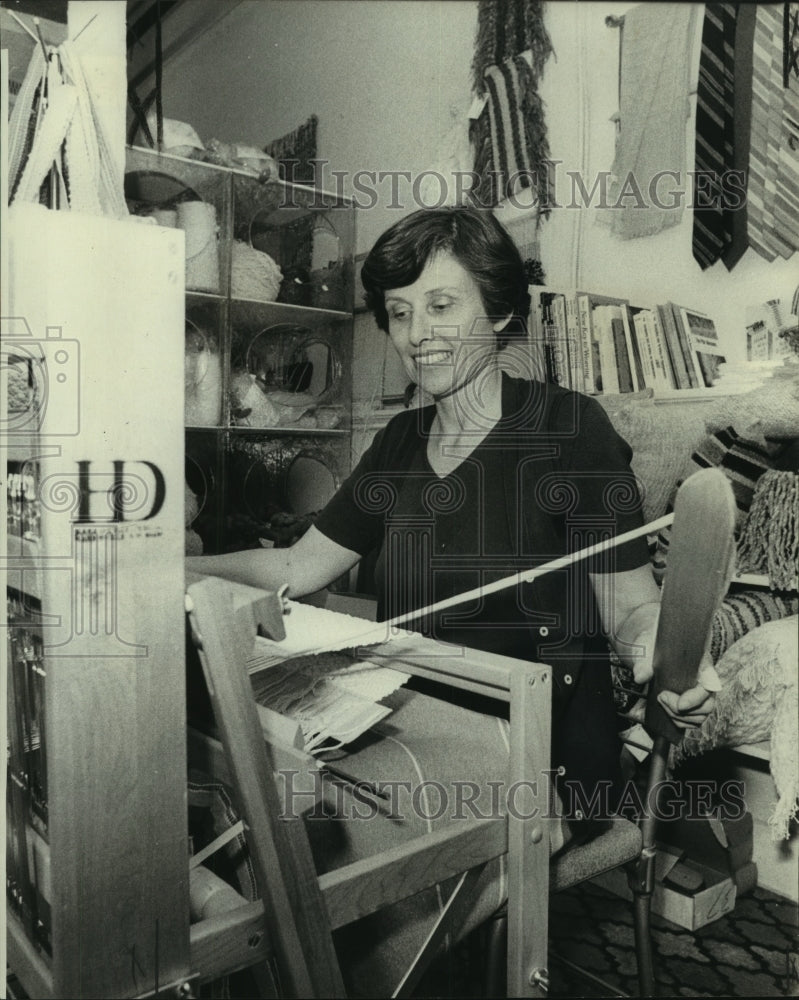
[577,293,599,393]
[670,304,703,387]
[657,304,692,389]
[543,324,567,385]
[551,294,571,388]
[680,307,725,387]
[622,304,645,390]
[593,306,621,395]
[527,288,548,381]
[611,317,634,392]
[649,309,677,388]
[631,310,656,387]
[565,293,584,393]
[636,310,671,390]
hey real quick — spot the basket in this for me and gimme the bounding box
[231,240,283,302]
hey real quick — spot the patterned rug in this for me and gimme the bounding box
[411,882,799,998]
[547,881,799,998]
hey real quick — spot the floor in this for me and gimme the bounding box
[7,883,796,999]
[414,881,799,998]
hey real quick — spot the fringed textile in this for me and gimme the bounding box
[674,616,799,841]
[262,116,319,295]
[470,0,553,210]
[737,470,799,590]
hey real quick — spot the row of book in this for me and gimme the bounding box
[529,288,727,395]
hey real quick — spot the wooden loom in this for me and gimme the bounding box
[4,192,735,997]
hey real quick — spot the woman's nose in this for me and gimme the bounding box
[408,312,429,347]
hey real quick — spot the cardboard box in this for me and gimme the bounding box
[592,845,737,931]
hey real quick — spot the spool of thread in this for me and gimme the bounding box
[189,865,246,922]
[185,326,222,426]
[149,208,177,228]
[177,201,220,293]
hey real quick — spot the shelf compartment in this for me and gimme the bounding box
[222,432,349,552]
[233,172,355,313]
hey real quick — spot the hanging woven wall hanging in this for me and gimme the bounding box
[470,0,554,211]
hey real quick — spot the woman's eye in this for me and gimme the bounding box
[390,308,410,322]
[430,300,453,313]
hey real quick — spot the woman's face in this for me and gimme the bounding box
[384,252,510,400]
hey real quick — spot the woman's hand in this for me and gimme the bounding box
[590,566,721,731]
[657,657,721,730]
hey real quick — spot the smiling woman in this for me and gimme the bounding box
[186,206,720,994]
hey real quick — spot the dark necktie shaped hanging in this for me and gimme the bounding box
[692,3,738,270]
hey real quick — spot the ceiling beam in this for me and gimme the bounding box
[126,0,243,93]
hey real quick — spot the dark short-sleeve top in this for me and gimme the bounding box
[316,374,650,795]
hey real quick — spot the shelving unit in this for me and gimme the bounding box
[125,146,356,555]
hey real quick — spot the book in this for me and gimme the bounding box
[577,293,599,393]
[668,303,702,388]
[657,304,694,389]
[577,291,632,394]
[746,321,770,361]
[611,317,634,393]
[551,293,572,388]
[649,309,677,388]
[621,304,645,390]
[564,292,585,393]
[633,309,673,391]
[592,305,622,395]
[678,307,727,387]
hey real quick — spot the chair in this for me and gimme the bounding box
[485,466,737,998]
[185,573,554,998]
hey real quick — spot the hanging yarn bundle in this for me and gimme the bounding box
[8,39,127,217]
[737,470,799,590]
[470,0,554,210]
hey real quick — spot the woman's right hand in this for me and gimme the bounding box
[186,525,360,599]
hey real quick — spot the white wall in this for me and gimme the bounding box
[537,2,797,362]
[157,0,477,254]
[156,0,796,384]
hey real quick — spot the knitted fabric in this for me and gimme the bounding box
[737,470,799,590]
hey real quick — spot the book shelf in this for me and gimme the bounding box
[529,287,730,398]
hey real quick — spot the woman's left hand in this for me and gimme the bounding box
[656,658,721,730]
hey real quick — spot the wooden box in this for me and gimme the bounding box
[593,845,737,931]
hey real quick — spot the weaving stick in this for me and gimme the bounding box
[382,511,675,632]
[645,468,736,743]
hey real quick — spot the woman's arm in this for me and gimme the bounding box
[589,565,717,728]
[187,525,362,599]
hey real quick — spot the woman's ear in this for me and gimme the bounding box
[492,313,513,334]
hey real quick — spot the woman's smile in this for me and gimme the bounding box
[384,251,509,398]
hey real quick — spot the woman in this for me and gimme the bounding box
[190,207,713,769]
[188,206,716,992]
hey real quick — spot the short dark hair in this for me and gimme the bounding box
[360,207,531,348]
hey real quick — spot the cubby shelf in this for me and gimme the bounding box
[125,145,356,555]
